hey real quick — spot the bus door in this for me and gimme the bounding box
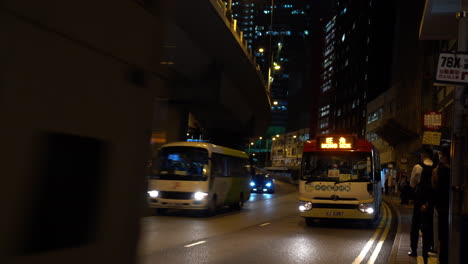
[210,154,229,205]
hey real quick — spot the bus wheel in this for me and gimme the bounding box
[205,197,217,216]
[230,193,244,210]
[305,217,315,227]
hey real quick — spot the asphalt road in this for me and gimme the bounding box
[138,181,397,264]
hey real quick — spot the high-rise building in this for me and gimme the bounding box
[316,0,395,137]
[231,0,314,130]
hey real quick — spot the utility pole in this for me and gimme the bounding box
[450,1,468,262]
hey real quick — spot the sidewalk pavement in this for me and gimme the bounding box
[384,194,439,264]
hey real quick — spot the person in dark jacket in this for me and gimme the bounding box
[409,148,436,264]
[399,174,411,205]
[432,144,450,264]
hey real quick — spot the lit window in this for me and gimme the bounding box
[366,132,378,142]
[367,108,383,124]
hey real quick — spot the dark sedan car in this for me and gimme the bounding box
[250,170,275,193]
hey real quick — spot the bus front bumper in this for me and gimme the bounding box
[299,200,377,219]
[148,198,209,210]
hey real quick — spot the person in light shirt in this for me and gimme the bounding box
[408,148,436,264]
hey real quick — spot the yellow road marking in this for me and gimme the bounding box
[352,205,388,264]
[367,204,392,264]
[184,241,206,248]
[260,222,271,227]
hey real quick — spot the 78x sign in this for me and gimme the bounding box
[436,53,468,85]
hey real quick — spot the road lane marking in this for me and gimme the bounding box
[184,241,206,248]
[351,204,388,264]
[259,222,271,227]
[366,204,392,264]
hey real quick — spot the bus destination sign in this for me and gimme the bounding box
[318,136,355,150]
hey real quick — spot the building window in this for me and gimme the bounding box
[366,132,378,142]
[367,108,383,124]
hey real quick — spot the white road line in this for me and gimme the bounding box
[259,222,271,227]
[351,205,388,264]
[184,241,206,248]
[367,204,392,264]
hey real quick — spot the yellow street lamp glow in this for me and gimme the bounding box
[293,135,297,138]
[250,142,254,145]
[252,153,256,156]
[259,136,263,140]
[259,48,265,53]
[274,65,281,70]
[276,134,280,137]
[273,101,278,105]
[272,138,276,141]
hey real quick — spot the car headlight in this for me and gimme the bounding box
[299,201,313,212]
[148,190,159,198]
[194,192,208,201]
[359,203,375,214]
[266,182,272,187]
[250,181,256,187]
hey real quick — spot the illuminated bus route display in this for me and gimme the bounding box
[318,136,355,150]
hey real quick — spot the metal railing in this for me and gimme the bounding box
[211,0,266,88]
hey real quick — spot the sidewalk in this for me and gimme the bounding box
[384,195,439,264]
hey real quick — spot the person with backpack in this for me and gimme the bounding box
[408,148,436,264]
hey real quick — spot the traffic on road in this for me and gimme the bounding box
[140,136,396,264]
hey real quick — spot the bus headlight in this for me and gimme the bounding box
[148,190,159,198]
[250,181,256,187]
[299,201,312,212]
[194,192,208,201]
[359,203,375,214]
[266,182,272,187]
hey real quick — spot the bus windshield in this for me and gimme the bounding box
[301,151,372,183]
[152,147,209,181]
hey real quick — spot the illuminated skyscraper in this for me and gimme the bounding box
[316,0,395,137]
[231,0,315,131]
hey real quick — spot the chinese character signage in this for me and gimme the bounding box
[318,136,355,150]
[423,111,442,130]
[436,53,468,84]
[422,131,442,146]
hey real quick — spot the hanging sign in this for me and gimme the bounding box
[422,131,442,146]
[423,111,442,130]
[436,53,468,85]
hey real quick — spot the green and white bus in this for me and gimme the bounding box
[147,141,252,215]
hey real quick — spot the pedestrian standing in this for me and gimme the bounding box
[409,148,436,264]
[386,166,396,194]
[432,144,450,264]
[399,174,410,205]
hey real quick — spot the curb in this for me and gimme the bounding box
[384,198,402,264]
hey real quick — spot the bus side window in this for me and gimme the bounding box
[211,154,224,177]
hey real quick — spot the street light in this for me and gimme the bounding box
[258,48,265,53]
[273,101,278,105]
[276,134,280,137]
[259,136,263,140]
